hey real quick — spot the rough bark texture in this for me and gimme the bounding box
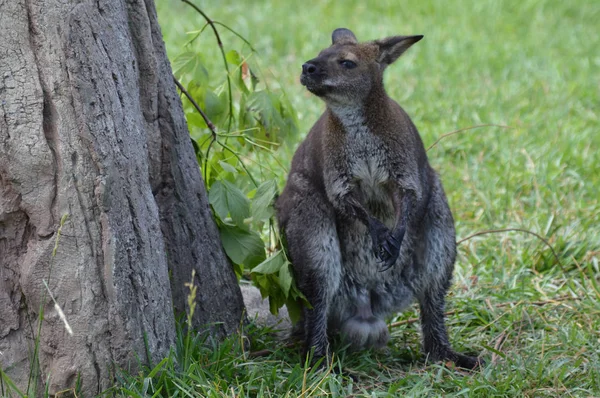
[143,5,245,339]
[0,0,245,395]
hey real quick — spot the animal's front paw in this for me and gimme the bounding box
[377,225,406,271]
[368,217,390,255]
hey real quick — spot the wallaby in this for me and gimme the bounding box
[276,28,482,369]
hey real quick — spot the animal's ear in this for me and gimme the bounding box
[376,35,423,68]
[332,28,358,45]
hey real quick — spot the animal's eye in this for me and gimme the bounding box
[339,60,357,69]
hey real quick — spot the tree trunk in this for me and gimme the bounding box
[0,0,245,395]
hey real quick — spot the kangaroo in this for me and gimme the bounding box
[275,28,482,369]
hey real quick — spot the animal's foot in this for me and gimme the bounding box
[426,347,485,370]
[452,352,485,370]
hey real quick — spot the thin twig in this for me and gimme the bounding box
[390,310,457,328]
[203,136,216,183]
[249,341,297,358]
[173,76,219,183]
[457,227,565,272]
[183,23,210,47]
[213,21,256,52]
[491,330,507,365]
[217,140,259,187]
[181,1,222,46]
[388,295,580,329]
[173,76,223,184]
[173,76,217,134]
[525,295,581,306]
[572,257,600,300]
[426,124,511,152]
[181,0,234,133]
[173,76,261,186]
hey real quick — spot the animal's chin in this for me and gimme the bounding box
[300,76,331,97]
[303,83,332,98]
[305,85,330,97]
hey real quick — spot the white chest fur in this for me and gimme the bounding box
[332,107,390,197]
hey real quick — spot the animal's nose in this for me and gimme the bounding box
[302,62,319,75]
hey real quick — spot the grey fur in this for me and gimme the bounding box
[277,28,482,369]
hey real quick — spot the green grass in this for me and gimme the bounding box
[109,0,600,396]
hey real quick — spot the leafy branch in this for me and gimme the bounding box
[173,3,303,320]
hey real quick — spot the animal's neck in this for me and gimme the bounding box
[328,104,364,131]
[327,85,389,133]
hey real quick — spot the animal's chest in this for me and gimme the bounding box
[344,126,390,199]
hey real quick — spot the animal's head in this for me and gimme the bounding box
[300,28,422,107]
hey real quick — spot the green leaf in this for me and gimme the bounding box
[219,224,265,267]
[208,181,228,221]
[279,92,299,137]
[226,50,251,95]
[252,250,284,274]
[252,179,278,221]
[238,93,253,129]
[269,292,286,315]
[225,49,242,66]
[253,274,270,295]
[204,90,227,124]
[247,90,295,143]
[249,66,259,91]
[147,357,169,378]
[289,284,311,308]
[172,51,208,82]
[278,261,293,297]
[222,180,250,226]
[172,51,195,76]
[218,160,238,175]
[285,298,303,324]
[208,180,250,227]
[232,261,244,280]
[186,112,208,129]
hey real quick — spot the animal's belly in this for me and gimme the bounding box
[328,272,413,327]
[336,199,396,282]
[331,202,414,325]
[338,224,381,280]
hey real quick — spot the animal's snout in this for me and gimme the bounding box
[302,62,320,76]
[300,60,326,92]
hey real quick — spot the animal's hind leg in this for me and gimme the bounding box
[283,199,342,364]
[415,178,482,369]
[418,288,481,369]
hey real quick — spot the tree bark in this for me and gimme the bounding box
[0,0,245,395]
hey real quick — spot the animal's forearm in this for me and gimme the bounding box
[326,177,373,226]
[392,190,412,237]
